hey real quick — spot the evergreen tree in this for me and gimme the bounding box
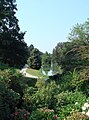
[0,0,28,68]
[27,48,41,70]
[28,44,34,57]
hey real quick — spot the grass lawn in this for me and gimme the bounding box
[26,68,48,78]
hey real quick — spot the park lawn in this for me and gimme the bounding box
[26,68,47,78]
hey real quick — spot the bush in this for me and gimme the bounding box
[11,108,30,120]
[59,69,80,92]
[56,91,88,119]
[0,62,9,70]
[0,68,22,119]
[62,46,89,72]
[0,81,20,120]
[29,108,58,120]
[78,67,89,96]
[23,81,60,111]
[67,112,89,120]
[0,68,23,94]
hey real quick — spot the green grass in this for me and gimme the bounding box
[26,68,47,78]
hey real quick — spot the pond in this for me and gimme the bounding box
[41,66,54,76]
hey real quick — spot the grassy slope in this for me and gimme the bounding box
[26,68,47,78]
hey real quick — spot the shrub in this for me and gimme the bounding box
[0,81,20,120]
[78,67,89,96]
[0,68,22,119]
[11,108,30,120]
[67,112,89,120]
[0,68,23,95]
[29,108,58,120]
[0,62,9,70]
[59,69,80,92]
[23,81,60,111]
[56,91,87,119]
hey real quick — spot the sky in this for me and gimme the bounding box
[16,0,89,53]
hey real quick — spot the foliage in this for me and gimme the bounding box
[57,68,89,95]
[61,46,89,72]
[0,67,23,120]
[11,108,58,120]
[42,51,51,75]
[29,108,58,120]
[11,108,30,120]
[0,0,28,68]
[52,42,65,65]
[68,22,89,45]
[0,81,20,120]
[42,52,51,66]
[1,4,89,119]
[27,48,42,70]
[28,44,34,57]
[56,91,88,119]
[57,69,79,92]
[0,62,9,70]
[0,81,10,120]
[67,112,89,120]
[0,68,23,94]
[23,81,59,111]
[52,19,89,73]
[22,77,37,87]
[52,42,65,73]
[77,67,89,96]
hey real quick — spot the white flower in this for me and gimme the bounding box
[82,106,86,110]
[75,102,78,105]
[86,110,89,116]
[84,103,89,108]
[82,111,85,114]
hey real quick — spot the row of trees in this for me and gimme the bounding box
[0,0,51,71]
[27,45,42,70]
[52,19,89,73]
[26,19,89,73]
[27,44,51,71]
[1,1,89,119]
[1,0,89,73]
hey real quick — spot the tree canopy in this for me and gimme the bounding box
[27,48,42,70]
[0,0,28,68]
[52,19,89,73]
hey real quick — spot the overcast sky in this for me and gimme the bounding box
[16,0,89,53]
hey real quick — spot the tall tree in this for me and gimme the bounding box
[68,21,89,46]
[42,51,51,75]
[42,51,51,67]
[28,44,34,57]
[0,0,28,68]
[61,46,89,71]
[27,48,41,70]
[52,19,89,73]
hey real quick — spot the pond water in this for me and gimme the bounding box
[42,67,53,76]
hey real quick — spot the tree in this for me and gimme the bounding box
[52,19,89,73]
[42,51,51,67]
[27,48,41,70]
[0,0,28,68]
[28,44,34,57]
[52,42,65,65]
[41,51,51,75]
[52,42,66,74]
[68,21,89,46]
[61,46,89,71]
